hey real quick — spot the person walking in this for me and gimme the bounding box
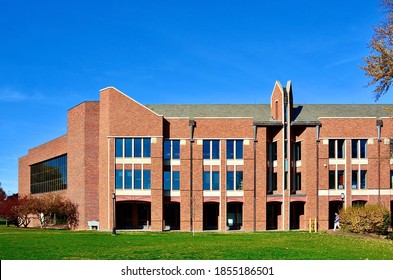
[333,212,340,231]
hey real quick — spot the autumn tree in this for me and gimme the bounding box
[361,0,393,101]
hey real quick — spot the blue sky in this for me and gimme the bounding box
[0,0,390,195]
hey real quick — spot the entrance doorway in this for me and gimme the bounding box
[328,201,343,229]
[290,202,305,230]
[266,202,281,230]
[203,202,219,230]
[227,202,243,230]
[116,202,151,229]
[164,203,180,230]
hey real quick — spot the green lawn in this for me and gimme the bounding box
[1,226,393,260]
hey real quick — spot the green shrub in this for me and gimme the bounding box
[340,204,391,234]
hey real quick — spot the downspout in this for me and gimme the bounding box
[189,119,196,231]
[253,125,258,231]
[316,124,321,231]
[377,119,383,205]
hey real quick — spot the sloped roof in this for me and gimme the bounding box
[293,104,393,121]
[145,104,272,122]
[145,103,393,123]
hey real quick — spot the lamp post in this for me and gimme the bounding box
[340,192,345,210]
[112,192,117,235]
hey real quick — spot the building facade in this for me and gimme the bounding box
[18,81,393,231]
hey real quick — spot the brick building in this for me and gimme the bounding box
[18,81,393,231]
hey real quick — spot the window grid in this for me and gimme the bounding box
[203,140,220,160]
[164,170,180,191]
[203,171,220,191]
[115,138,151,158]
[115,167,151,190]
[164,140,180,160]
[226,140,244,159]
[351,139,367,159]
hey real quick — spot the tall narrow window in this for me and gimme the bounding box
[164,171,171,190]
[295,142,301,161]
[295,172,301,191]
[360,170,367,189]
[134,170,142,189]
[329,170,335,190]
[125,139,132,157]
[143,170,151,189]
[143,138,151,157]
[226,171,234,190]
[352,170,358,189]
[338,170,345,189]
[272,172,277,192]
[203,171,210,190]
[115,139,123,157]
[125,170,132,189]
[134,138,142,158]
[163,170,180,191]
[236,171,243,190]
[173,171,180,190]
[269,141,278,161]
[115,169,123,189]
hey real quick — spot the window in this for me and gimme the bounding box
[329,170,345,190]
[227,140,243,159]
[352,139,367,158]
[143,170,151,189]
[227,171,243,190]
[30,154,67,194]
[269,141,278,161]
[164,140,180,160]
[352,170,367,189]
[163,170,180,191]
[329,139,345,159]
[125,170,132,189]
[295,172,301,191]
[115,138,151,158]
[203,140,220,159]
[115,169,123,189]
[295,142,301,161]
[115,169,151,190]
[203,171,219,191]
[272,172,277,192]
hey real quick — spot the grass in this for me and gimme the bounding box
[1,226,393,260]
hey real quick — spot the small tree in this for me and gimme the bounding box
[12,195,33,228]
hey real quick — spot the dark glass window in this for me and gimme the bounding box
[143,170,151,189]
[203,171,210,190]
[338,170,345,189]
[360,170,367,189]
[352,170,358,189]
[203,140,220,159]
[337,140,345,158]
[272,172,277,191]
[329,170,335,189]
[125,170,132,189]
[352,139,367,159]
[236,171,243,190]
[270,142,277,161]
[125,139,132,157]
[236,140,243,159]
[212,140,219,159]
[173,140,180,159]
[173,171,180,190]
[134,138,142,157]
[164,140,180,160]
[143,138,151,157]
[295,142,301,161]
[329,140,335,159]
[295,173,301,191]
[134,170,142,189]
[30,154,68,194]
[226,171,234,190]
[115,169,123,189]
[164,140,171,160]
[164,171,171,190]
[227,140,234,159]
[212,171,220,190]
[115,139,123,157]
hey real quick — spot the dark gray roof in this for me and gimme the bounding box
[145,103,393,123]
